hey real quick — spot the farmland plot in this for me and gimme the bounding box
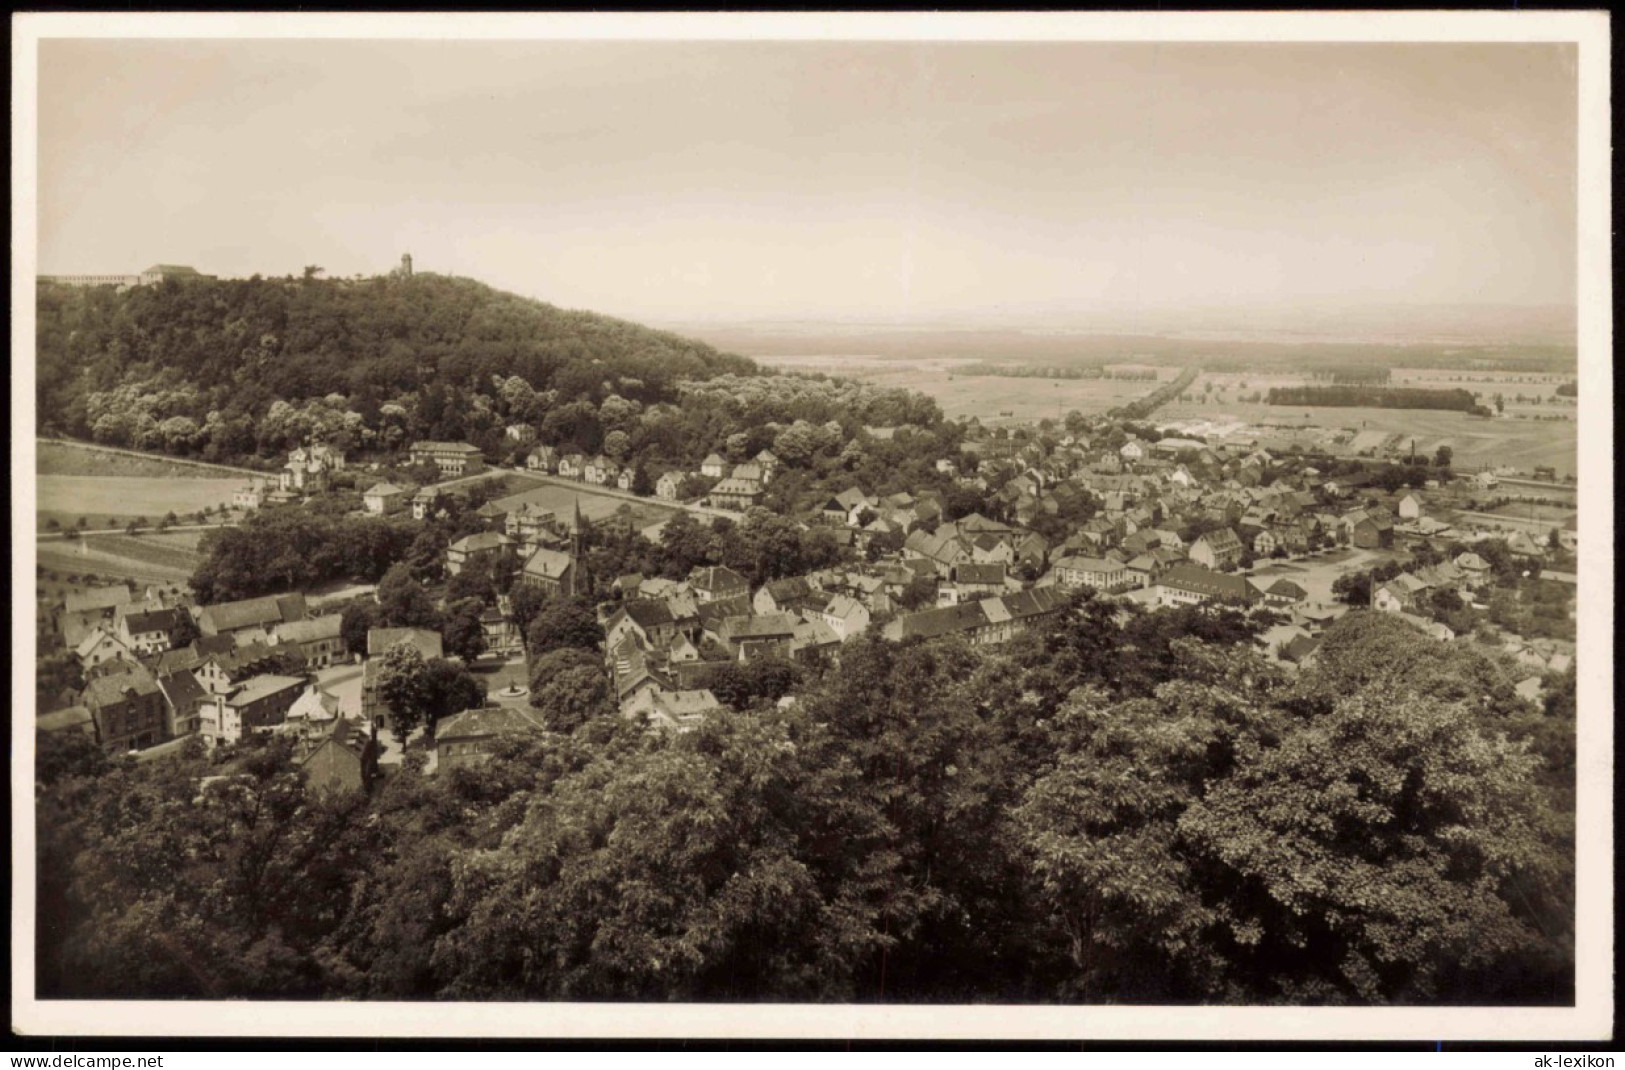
[1157,372,1576,477]
[35,475,243,529]
[754,355,1176,421]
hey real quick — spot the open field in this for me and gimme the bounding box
[33,528,208,593]
[1156,371,1576,477]
[1476,501,1578,524]
[490,474,680,530]
[750,358,1575,472]
[81,533,205,575]
[36,541,192,587]
[138,530,207,552]
[1390,368,1579,422]
[36,475,245,530]
[755,355,1176,422]
[36,439,262,479]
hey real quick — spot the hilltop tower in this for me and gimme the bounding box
[400,253,413,278]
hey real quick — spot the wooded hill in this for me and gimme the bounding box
[34,272,757,463]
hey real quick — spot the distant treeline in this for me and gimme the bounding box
[1265,385,1490,415]
[958,363,1157,381]
[1310,365,1392,385]
[1108,367,1200,420]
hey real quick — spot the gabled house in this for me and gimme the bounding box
[117,607,186,656]
[583,456,619,486]
[201,674,308,746]
[970,532,1016,566]
[1124,554,1160,588]
[754,577,814,616]
[700,453,728,479]
[299,717,380,795]
[411,486,444,521]
[192,641,301,696]
[1351,512,1395,550]
[1121,529,1162,557]
[526,444,559,472]
[622,688,725,733]
[155,668,209,739]
[521,547,586,599]
[940,563,1009,605]
[716,613,800,662]
[656,471,685,501]
[709,476,764,511]
[480,603,523,656]
[1373,573,1432,613]
[689,566,750,604]
[903,529,971,573]
[197,593,308,644]
[506,502,565,548]
[362,482,407,516]
[604,600,681,653]
[436,706,546,772]
[1154,564,1260,608]
[1261,578,1309,607]
[295,715,377,790]
[1053,555,1128,592]
[272,614,347,668]
[811,592,871,640]
[882,587,1064,647]
[1188,528,1245,571]
[82,665,167,752]
[74,624,134,666]
[1280,633,1322,667]
[447,531,515,576]
[59,585,132,645]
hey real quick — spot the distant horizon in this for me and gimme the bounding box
[36,38,1578,325]
[34,260,1578,348]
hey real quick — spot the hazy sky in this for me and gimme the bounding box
[36,39,1577,324]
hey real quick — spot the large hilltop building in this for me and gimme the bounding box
[39,264,214,289]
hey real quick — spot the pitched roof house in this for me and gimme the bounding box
[1188,528,1245,570]
[436,706,546,773]
[688,566,750,604]
[198,593,308,640]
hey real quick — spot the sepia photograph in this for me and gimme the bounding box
[10,12,1612,1043]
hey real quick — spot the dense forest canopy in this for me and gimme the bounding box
[34,273,757,462]
[34,275,964,497]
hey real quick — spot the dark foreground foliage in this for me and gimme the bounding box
[36,603,1573,1005]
